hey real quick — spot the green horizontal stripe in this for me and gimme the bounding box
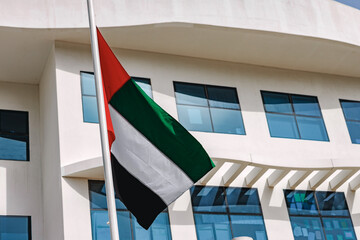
[109,79,215,182]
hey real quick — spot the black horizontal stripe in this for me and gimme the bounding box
[111,154,167,229]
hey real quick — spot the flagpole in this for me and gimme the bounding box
[86,0,120,239]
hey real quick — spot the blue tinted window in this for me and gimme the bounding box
[323,218,356,240]
[191,186,268,240]
[231,215,267,240]
[177,105,213,132]
[285,190,356,240]
[175,82,245,135]
[334,0,360,10]
[292,95,322,117]
[194,214,232,240]
[191,186,227,213]
[80,72,152,123]
[346,121,360,144]
[296,116,329,141]
[82,96,99,123]
[226,188,261,214]
[289,216,325,240]
[340,100,360,144]
[0,216,31,240]
[0,110,29,161]
[132,213,172,240]
[207,86,240,109]
[266,113,299,139]
[133,77,153,99]
[262,92,292,114]
[316,192,349,217]
[210,108,245,134]
[284,190,318,216]
[262,91,328,141]
[89,181,171,240]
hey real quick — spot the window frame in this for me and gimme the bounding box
[0,109,30,161]
[173,81,246,135]
[0,215,32,240]
[191,185,268,240]
[284,190,356,240]
[339,99,360,144]
[88,180,172,240]
[261,90,329,141]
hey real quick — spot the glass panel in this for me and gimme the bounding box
[341,101,360,121]
[0,111,28,134]
[82,96,99,123]
[177,105,212,132]
[231,215,267,240]
[346,121,360,144]
[89,181,127,210]
[226,188,261,214]
[262,92,293,114]
[81,72,96,96]
[292,95,321,117]
[174,83,208,106]
[284,190,319,216]
[296,116,329,141]
[289,216,325,240]
[315,192,349,217]
[90,211,132,240]
[133,78,153,99]
[207,86,240,109]
[322,218,356,240]
[132,212,172,240]
[266,113,299,139]
[194,214,232,240]
[334,0,360,10]
[0,216,30,240]
[0,135,27,161]
[191,186,227,213]
[210,108,245,135]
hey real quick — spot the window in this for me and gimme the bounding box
[0,216,31,240]
[89,180,172,240]
[261,91,329,141]
[174,82,245,134]
[284,190,357,240]
[334,0,360,10]
[340,100,360,144]
[191,186,267,240]
[80,72,152,123]
[0,110,29,161]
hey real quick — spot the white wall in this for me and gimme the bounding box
[54,41,360,239]
[39,44,65,240]
[0,82,43,239]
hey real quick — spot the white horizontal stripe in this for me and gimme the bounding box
[109,105,194,205]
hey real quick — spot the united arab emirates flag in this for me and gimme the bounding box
[96,28,215,229]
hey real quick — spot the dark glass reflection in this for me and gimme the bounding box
[292,95,321,117]
[174,83,207,106]
[207,86,240,109]
[316,192,349,217]
[0,110,29,161]
[0,216,30,240]
[226,188,261,214]
[191,186,226,213]
[284,190,318,216]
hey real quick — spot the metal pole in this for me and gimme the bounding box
[86,0,120,239]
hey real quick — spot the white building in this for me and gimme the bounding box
[1,0,360,239]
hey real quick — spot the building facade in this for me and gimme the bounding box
[1,0,360,239]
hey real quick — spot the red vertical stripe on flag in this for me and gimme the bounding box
[97,28,131,148]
